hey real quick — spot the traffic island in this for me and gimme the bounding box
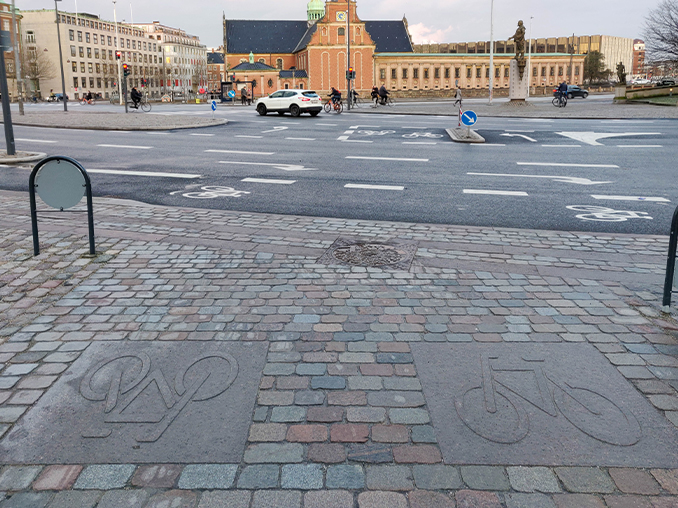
[0,112,227,131]
[0,150,46,164]
[446,128,485,143]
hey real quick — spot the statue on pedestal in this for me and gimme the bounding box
[509,20,526,79]
[616,62,627,85]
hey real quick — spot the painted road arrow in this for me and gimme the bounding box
[500,133,537,142]
[556,131,661,146]
[219,161,317,171]
[467,173,613,185]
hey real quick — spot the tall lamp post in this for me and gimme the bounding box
[488,0,494,105]
[54,0,67,111]
[527,16,533,98]
[113,0,123,105]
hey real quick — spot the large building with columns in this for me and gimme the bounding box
[223,0,584,98]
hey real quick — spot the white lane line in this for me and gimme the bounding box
[591,195,670,202]
[147,132,170,135]
[205,149,274,155]
[316,123,338,126]
[346,156,428,162]
[464,189,529,196]
[345,183,404,191]
[15,138,57,143]
[467,172,612,185]
[97,144,152,149]
[541,144,582,147]
[517,162,620,168]
[504,129,535,133]
[349,125,380,129]
[338,136,373,143]
[235,135,263,139]
[472,144,506,147]
[190,133,215,137]
[617,145,663,148]
[242,178,296,185]
[403,142,437,145]
[286,137,316,141]
[87,169,199,179]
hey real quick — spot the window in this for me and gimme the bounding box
[558,66,563,76]
[380,68,385,80]
[495,67,500,78]
[108,50,113,59]
[108,36,112,46]
[485,69,489,78]
[69,29,74,41]
[77,31,82,42]
[533,66,538,77]
[79,47,84,57]
[476,68,481,78]
[97,78,102,88]
[95,48,99,58]
[549,67,555,76]
[93,34,97,44]
[455,68,460,79]
[258,58,265,63]
[85,32,90,43]
[466,68,471,78]
[424,68,429,79]
[73,77,78,88]
[70,45,76,57]
[402,68,408,79]
[391,68,396,79]
[88,62,93,73]
[132,40,136,49]
[72,62,77,72]
[504,68,509,77]
[434,68,440,79]
[413,68,419,79]
[276,58,283,70]
[81,77,86,87]
[126,39,130,49]
[96,63,100,73]
[575,66,580,76]
[541,67,546,77]
[89,77,94,88]
[445,67,450,79]
[87,48,92,58]
[80,62,85,72]
[284,83,289,89]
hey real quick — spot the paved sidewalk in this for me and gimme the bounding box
[2,189,678,507]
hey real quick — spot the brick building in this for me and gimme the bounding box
[633,39,646,79]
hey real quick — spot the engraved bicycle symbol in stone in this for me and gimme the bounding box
[357,130,395,136]
[566,205,653,222]
[455,354,641,446]
[402,132,444,139]
[172,186,251,199]
[79,352,238,442]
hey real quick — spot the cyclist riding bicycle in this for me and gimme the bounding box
[85,91,93,103]
[558,81,568,102]
[378,84,389,105]
[329,87,342,106]
[130,87,142,109]
[371,86,379,106]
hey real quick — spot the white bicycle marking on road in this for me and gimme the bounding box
[402,132,444,139]
[170,186,251,199]
[566,205,653,222]
[357,130,396,136]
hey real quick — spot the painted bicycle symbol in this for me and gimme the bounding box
[566,205,652,222]
[455,354,641,446]
[171,186,251,199]
[79,352,238,442]
[402,132,443,139]
[357,130,395,136]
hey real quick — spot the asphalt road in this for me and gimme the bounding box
[1,101,676,235]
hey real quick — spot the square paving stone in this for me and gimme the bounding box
[412,343,678,467]
[0,341,266,464]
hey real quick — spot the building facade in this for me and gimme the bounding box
[633,39,646,79]
[207,51,224,92]
[1,2,21,99]
[21,9,164,99]
[132,22,207,96]
[223,0,584,98]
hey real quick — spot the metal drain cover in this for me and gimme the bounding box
[319,237,418,271]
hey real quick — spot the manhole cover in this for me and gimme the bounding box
[319,237,418,271]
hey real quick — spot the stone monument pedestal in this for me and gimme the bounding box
[508,59,529,102]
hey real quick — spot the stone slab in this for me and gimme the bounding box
[412,343,678,467]
[0,341,267,463]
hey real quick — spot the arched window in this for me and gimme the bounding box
[259,58,265,64]
[276,58,283,70]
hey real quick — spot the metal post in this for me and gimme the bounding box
[54,0,67,111]
[29,170,39,255]
[488,0,494,105]
[11,0,23,116]
[113,0,123,105]
[346,1,351,111]
[0,50,15,155]
[527,17,533,98]
[663,205,678,310]
[569,32,575,85]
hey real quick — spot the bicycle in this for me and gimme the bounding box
[455,354,641,446]
[80,98,94,105]
[566,205,652,222]
[374,96,395,108]
[552,92,567,108]
[323,99,343,114]
[127,95,152,112]
[350,95,364,108]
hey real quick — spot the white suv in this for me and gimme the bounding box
[256,90,322,117]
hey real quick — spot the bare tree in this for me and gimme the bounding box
[192,60,207,93]
[21,46,56,95]
[644,0,678,62]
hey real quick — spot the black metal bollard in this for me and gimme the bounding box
[662,205,678,311]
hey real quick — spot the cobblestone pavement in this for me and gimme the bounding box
[2,188,678,507]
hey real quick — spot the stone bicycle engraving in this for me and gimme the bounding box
[173,186,251,199]
[402,132,444,139]
[566,205,653,222]
[79,352,238,442]
[455,354,641,446]
[357,130,395,136]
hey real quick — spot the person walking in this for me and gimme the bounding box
[241,87,247,105]
[454,88,462,110]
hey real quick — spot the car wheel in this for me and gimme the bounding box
[310,111,319,117]
[257,104,267,116]
[583,92,589,98]
[568,93,573,99]
[290,104,300,117]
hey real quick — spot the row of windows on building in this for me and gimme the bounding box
[67,29,158,52]
[72,76,157,89]
[70,62,195,78]
[59,14,143,37]
[379,65,580,80]
[68,45,159,64]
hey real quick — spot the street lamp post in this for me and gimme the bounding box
[488,0,494,105]
[527,16,533,98]
[54,0,67,111]
[113,0,123,106]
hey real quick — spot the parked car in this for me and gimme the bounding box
[632,78,651,85]
[658,77,676,86]
[552,85,589,99]
[255,89,322,117]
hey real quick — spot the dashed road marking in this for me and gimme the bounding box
[346,156,428,162]
[190,133,215,137]
[591,195,670,202]
[206,149,274,155]
[464,189,529,196]
[517,162,620,168]
[15,138,57,143]
[235,135,263,139]
[286,137,316,141]
[616,145,663,148]
[87,169,199,179]
[541,144,582,147]
[241,178,296,185]
[345,183,404,191]
[97,144,152,149]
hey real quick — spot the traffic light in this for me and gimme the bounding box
[115,51,121,60]
[346,67,355,80]
[122,63,130,77]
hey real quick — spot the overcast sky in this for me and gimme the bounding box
[20,0,659,50]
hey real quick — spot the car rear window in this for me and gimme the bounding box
[302,92,319,98]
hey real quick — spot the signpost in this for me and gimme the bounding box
[0,29,15,155]
[460,110,478,137]
[29,156,95,256]
[211,99,217,119]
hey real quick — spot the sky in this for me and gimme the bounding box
[19,0,659,50]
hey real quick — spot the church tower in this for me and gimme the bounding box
[307,0,325,22]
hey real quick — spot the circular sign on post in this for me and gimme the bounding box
[461,110,478,127]
[227,90,236,98]
[35,159,86,210]
[211,100,217,111]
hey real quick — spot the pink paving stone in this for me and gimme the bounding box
[405,315,427,324]
[276,376,310,390]
[32,465,82,491]
[286,425,328,443]
[651,498,678,507]
[360,364,394,377]
[303,352,339,363]
[395,364,417,376]
[259,377,275,390]
[248,423,288,442]
[325,343,347,352]
[553,494,606,508]
[380,315,404,324]
[372,425,409,443]
[409,490,456,508]
[393,445,442,464]
[304,490,354,508]
[328,391,367,406]
[604,495,654,508]
[330,424,369,443]
[307,407,344,423]
[307,444,347,463]
[378,343,411,353]
[455,490,502,508]
[131,464,182,488]
[358,491,408,508]
[610,468,662,495]
[652,470,678,495]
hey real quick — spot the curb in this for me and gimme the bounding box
[0,151,47,164]
[1,119,228,131]
[446,128,485,143]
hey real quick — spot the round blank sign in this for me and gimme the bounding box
[35,159,86,210]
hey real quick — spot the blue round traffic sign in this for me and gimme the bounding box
[461,110,478,127]
[211,100,217,111]
[227,90,236,98]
